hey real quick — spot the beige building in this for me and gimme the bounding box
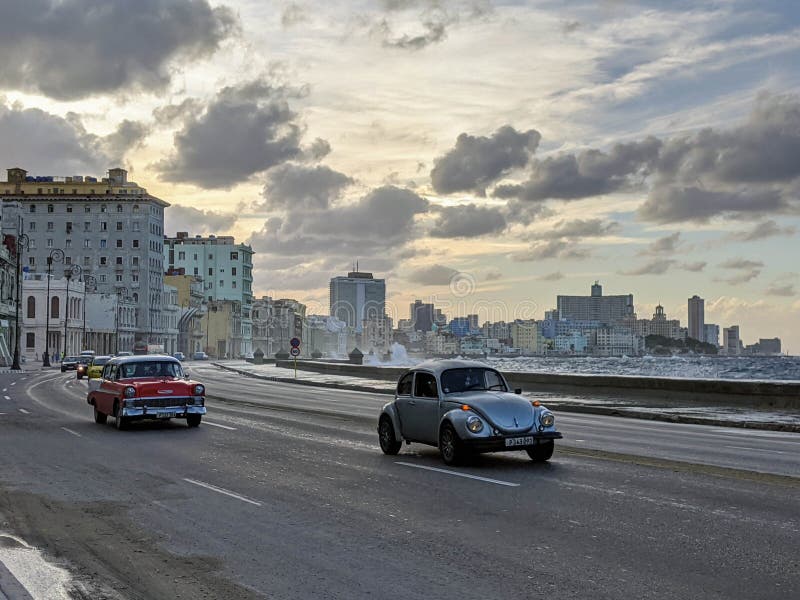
[510,320,542,354]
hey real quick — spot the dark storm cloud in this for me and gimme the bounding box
[430,126,541,195]
[0,100,146,174]
[155,81,306,189]
[620,259,676,276]
[512,240,590,262]
[715,257,764,285]
[0,0,237,100]
[538,271,565,281]
[408,264,459,286]
[377,19,447,50]
[734,220,797,242]
[638,232,681,255]
[248,185,429,256]
[261,164,354,211]
[428,204,507,238]
[540,218,621,240]
[165,205,238,235]
[637,186,787,224]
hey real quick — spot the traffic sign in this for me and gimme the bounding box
[290,347,301,357]
[290,337,301,348]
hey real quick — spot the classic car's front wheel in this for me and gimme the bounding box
[439,423,467,466]
[378,416,401,455]
[186,414,202,428]
[114,403,128,430]
[526,440,554,462]
[93,405,107,425]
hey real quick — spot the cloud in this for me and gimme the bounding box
[164,206,238,235]
[261,164,353,210]
[282,2,309,27]
[0,0,237,100]
[539,219,621,240]
[512,240,589,262]
[620,259,676,276]
[719,258,765,270]
[734,220,797,242]
[715,259,763,284]
[765,283,796,297]
[248,185,429,256]
[428,204,507,238]
[407,264,460,286]
[538,271,564,281]
[715,270,762,285]
[430,126,540,195]
[376,19,447,50]
[155,80,307,189]
[681,261,707,272]
[639,232,681,255]
[637,186,787,224]
[0,100,147,174]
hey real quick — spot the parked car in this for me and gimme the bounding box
[86,356,206,429]
[192,351,209,361]
[61,356,80,372]
[378,360,562,465]
[173,352,186,361]
[86,355,112,380]
[76,356,92,379]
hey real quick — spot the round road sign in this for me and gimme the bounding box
[290,337,301,348]
[290,347,301,357]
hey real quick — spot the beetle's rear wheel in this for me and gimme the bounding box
[378,416,401,455]
[526,440,554,462]
[93,405,107,425]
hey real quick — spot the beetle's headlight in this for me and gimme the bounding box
[123,386,136,398]
[466,415,484,433]
[194,384,205,395]
[541,413,555,428]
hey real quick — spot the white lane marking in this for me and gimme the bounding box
[0,412,5,415]
[2,387,6,392]
[182,478,262,506]
[395,462,520,487]
[3,395,10,400]
[18,408,30,414]
[724,445,786,455]
[204,420,237,430]
[10,381,16,386]
[61,427,82,438]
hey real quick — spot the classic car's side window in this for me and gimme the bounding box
[102,365,111,379]
[414,372,438,398]
[397,373,413,396]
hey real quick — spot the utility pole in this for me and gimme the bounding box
[43,248,64,367]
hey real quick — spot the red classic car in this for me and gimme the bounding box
[87,355,206,430]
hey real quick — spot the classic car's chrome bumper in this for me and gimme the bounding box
[462,430,562,452]
[121,396,206,418]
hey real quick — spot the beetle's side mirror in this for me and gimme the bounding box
[514,388,522,395]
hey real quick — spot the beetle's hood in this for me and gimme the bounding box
[446,391,534,433]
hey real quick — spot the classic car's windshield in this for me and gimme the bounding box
[440,368,507,393]
[118,361,184,379]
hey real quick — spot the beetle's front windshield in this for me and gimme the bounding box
[118,361,184,379]
[440,368,507,393]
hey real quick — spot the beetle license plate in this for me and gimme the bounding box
[505,436,534,447]
[157,410,176,419]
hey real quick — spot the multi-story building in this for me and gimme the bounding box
[745,338,782,355]
[409,300,435,332]
[329,271,386,333]
[623,305,682,340]
[482,321,511,344]
[0,234,17,364]
[688,295,705,342]
[361,317,393,356]
[164,272,205,356]
[591,327,644,356]
[556,281,634,325]
[723,325,741,355]
[161,284,180,355]
[305,315,349,357]
[164,232,254,356]
[704,324,720,348]
[2,167,168,347]
[510,320,543,354]
[554,332,589,354]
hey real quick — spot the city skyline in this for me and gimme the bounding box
[1,1,798,352]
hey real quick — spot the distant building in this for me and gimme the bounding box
[409,300,435,332]
[555,332,588,354]
[746,338,782,356]
[556,282,634,325]
[723,325,741,355]
[510,320,543,354]
[623,305,681,340]
[704,324,720,348]
[329,271,386,333]
[591,327,644,356]
[688,295,705,342]
[305,315,348,357]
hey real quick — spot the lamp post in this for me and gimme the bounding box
[82,275,97,350]
[114,287,129,355]
[42,248,64,367]
[62,264,82,360]
[11,228,29,372]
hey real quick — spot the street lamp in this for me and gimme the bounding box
[82,275,97,350]
[114,287,128,355]
[62,264,82,360]
[43,248,64,367]
[11,229,30,372]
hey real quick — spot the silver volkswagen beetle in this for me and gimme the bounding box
[378,360,562,465]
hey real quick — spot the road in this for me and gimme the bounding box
[0,365,797,599]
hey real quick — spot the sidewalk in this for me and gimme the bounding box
[213,361,800,432]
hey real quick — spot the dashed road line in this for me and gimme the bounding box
[18,408,30,415]
[61,427,82,438]
[395,461,521,487]
[725,445,786,455]
[10,382,16,386]
[183,478,262,506]
[3,395,10,400]
[203,421,237,430]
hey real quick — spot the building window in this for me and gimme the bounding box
[132,240,139,248]
[178,251,185,260]
[51,296,60,318]
[67,204,73,213]
[232,267,237,276]
[193,253,197,260]
[100,222,107,231]
[29,205,36,213]
[133,293,139,303]
[116,239,122,248]
[116,204,123,213]
[193,267,198,275]
[66,222,72,233]
[232,281,237,288]
[116,221,123,231]
[84,205,90,213]
[99,274,107,283]
[132,257,139,266]
[46,239,53,248]
[47,204,54,213]
[65,256,72,265]
[208,268,213,276]
[100,239,107,248]
[83,256,91,266]
[26,332,35,348]
[230,252,239,260]
[100,257,107,266]
[28,257,35,267]
[133,204,140,213]
[27,296,35,319]
[29,239,36,249]
[132,274,139,283]
[84,222,91,231]
[219,280,224,287]
[116,257,123,265]
[29,222,36,231]
[47,222,54,231]
[132,221,140,232]
[84,240,91,248]
[101,204,107,213]
[65,239,72,248]
[116,274,123,282]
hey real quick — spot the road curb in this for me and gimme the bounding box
[211,363,800,433]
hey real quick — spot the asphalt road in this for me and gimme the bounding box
[0,366,798,599]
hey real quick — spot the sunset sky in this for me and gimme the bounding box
[2,0,799,351]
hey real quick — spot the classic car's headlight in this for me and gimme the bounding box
[123,386,136,398]
[466,415,484,433]
[194,384,205,395]
[540,413,555,427]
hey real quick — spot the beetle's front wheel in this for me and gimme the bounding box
[526,441,554,462]
[439,423,466,466]
[378,416,401,455]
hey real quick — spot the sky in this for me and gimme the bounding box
[1,0,799,352]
